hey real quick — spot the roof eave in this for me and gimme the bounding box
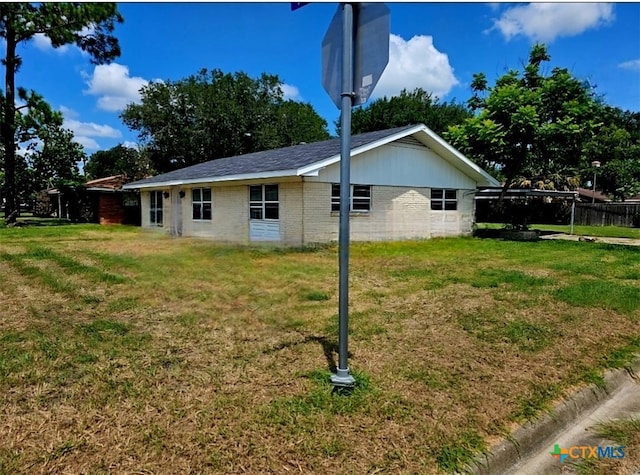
[122,169,299,190]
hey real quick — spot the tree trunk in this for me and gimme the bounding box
[2,24,18,223]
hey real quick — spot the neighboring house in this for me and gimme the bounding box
[40,175,140,224]
[84,175,141,225]
[576,187,610,203]
[123,124,499,245]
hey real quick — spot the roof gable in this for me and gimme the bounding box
[124,124,499,189]
[85,175,129,191]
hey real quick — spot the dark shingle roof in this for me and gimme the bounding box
[125,125,417,187]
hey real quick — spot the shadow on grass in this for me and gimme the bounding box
[263,334,352,374]
[12,218,79,227]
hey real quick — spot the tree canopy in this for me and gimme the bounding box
[2,90,85,209]
[121,69,330,174]
[445,44,604,192]
[85,144,152,181]
[583,106,640,200]
[23,123,85,194]
[1,2,123,221]
[344,88,472,136]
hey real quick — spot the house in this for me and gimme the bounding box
[122,124,499,245]
[576,187,610,203]
[38,175,140,224]
[84,175,141,225]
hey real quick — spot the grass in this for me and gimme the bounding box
[476,222,640,239]
[0,224,639,474]
[570,418,640,474]
[554,280,640,315]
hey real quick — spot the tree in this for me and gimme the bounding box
[583,106,640,200]
[2,89,64,207]
[272,100,331,146]
[1,3,123,222]
[1,90,60,189]
[121,69,330,174]
[85,144,152,181]
[344,88,472,136]
[445,44,601,192]
[23,123,86,202]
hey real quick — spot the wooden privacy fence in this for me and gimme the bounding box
[574,202,640,227]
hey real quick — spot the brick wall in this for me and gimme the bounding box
[302,182,475,243]
[140,182,476,244]
[279,181,304,245]
[98,194,125,225]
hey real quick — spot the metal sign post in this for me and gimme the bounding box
[331,2,356,388]
[319,2,389,389]
[315,2,389,388]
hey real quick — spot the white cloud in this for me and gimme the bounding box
[64,119,122,139]
[73,136,100,150]
[31,25,96,57]
[83,63,149,112]
[619,59,640,71]
[489,3,614,43]
[59,105,79,120]
[60,106,122,151]
[122,141,140,149]
[373,34,459,100]
[280,83,302,101]
[32,33,70,54]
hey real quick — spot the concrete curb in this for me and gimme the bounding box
[469,356,640,475]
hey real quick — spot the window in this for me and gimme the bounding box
[331,184,371,212]
[431,189,457,211]
[149,190,163,225]
[192,188,212,220]
[249,184,279,220]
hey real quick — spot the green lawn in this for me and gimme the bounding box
[1,224,639,474]
[476,222,640,239]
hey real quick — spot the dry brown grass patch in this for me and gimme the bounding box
[1,228,639,473]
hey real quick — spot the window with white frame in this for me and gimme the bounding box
[192,188,212,220]
[249,184,279,220]
[149,190,163,225]
[430,189,457,211]
[331,184,371,212]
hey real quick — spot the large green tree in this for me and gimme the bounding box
[120,69,330,174]
[584,106,640,200]
[445,44,601,192]
[1,3,123,222]
[3,90,65,207]
[23,123,86,201]
[344,88,472,136]
[85,144,152,181]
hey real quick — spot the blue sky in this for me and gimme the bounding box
[5,2,640,155]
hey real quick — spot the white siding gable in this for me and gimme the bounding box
[305,141,476,189]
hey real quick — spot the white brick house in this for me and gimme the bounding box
[123,124,499,245]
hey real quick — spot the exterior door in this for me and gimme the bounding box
[249,184,280,241]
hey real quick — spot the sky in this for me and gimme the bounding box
[3,2,640,155]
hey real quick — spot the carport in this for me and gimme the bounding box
[475,187,579,234]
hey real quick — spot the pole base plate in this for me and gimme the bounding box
[330,370,355,388]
